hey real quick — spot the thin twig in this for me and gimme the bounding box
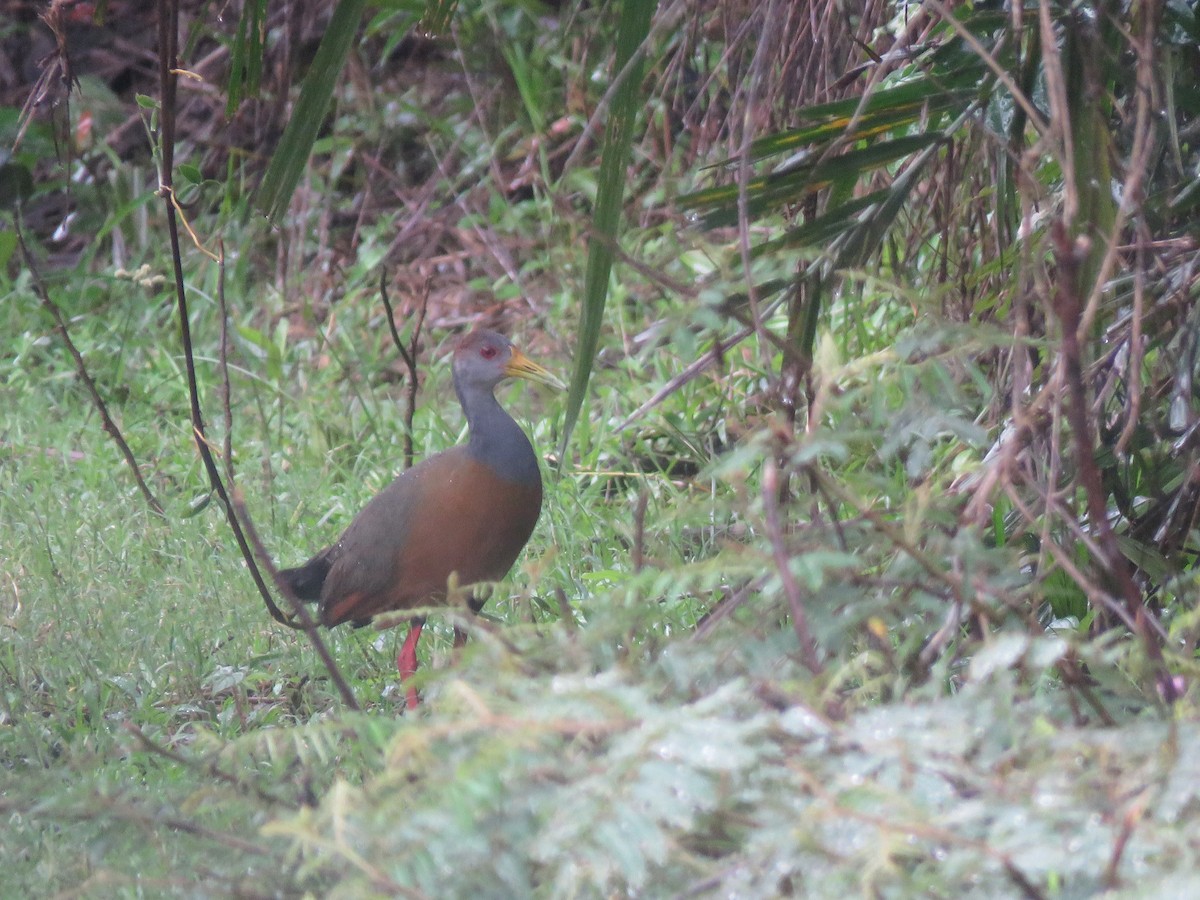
[554,587,577,630]
[557,0,688,177]
[762,459,822,675]
[379,271,430,470]
[217,241,233,483]
[5,792,274,857]
[155,0,289,627]
[123,722,294,809]
[632,490,648,573]
[13,213,164,517]
[924,0,1050,139]
[808,464,971,608]
[692,579,763,641]
[1077,0,1162,339]
[231,491,360,710]
[917,599,964,669]
[153,0,357,711]
[1055,654,1118,727]
[1114,229,1148,457]
[1002,483,1136,633]
[616,323,754,430]
[404,281,429,467]
[1050,220,1172,697]
[732,0,781,378]
[1104,788,1150,888]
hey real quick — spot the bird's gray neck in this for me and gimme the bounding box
[457,382,541,485]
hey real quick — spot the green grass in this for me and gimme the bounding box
[1,229,743,893]
[9,222,1200,894]
[7,1,1200,893]
[6,248,1200,896]
[0,256,1142,895]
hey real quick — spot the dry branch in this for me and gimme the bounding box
[154,0,358,709]
[14,214,165,518]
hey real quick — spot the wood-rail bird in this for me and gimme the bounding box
[279,329,562,709]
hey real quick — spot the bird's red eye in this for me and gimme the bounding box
[480,345,498,360]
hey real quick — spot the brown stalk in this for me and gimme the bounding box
[631,490,648,574]
[379,271,430,471]
[732,0,783,380]
[1056,653,1118,727]
[153,0,357,709]
[1003,483,1136,632]
[1104,790,1150,889]
[217,241,233,483]
[1077,0,1162,338]
[229,492,360,710]
[692,578,764,641]
[1049,221,1172,698]
[14,215,164,518]
[762,459,822,675]
[554,587,577,631]
[1112,0,1160,453]
[124,722,293,809]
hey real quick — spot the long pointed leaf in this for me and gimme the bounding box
[256,0,377,221]
[682,134,943,229]
[557,0,657,462]
[226,0,266,114]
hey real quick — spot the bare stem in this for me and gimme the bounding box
[1050,220,1171,698]
[14,214,164,518]
[379,271,430,470]
[763,459,822,675]
[154,0,357,709]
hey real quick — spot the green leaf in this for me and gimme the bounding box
[558,0,657,463]
[256,0,406,221]
[681,134,943,229]
[226,0,266,114]
[745,81,977,161]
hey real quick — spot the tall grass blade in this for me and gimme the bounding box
[226,0,266,114]
[255,0,374,221]
[558,0,657,463]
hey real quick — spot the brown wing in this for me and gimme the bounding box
[319,447,542,627]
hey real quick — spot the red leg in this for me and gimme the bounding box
[397,618,425,711]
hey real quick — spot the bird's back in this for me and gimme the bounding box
[316,446,542,627]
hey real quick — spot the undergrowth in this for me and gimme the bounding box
[4,0,1200,897]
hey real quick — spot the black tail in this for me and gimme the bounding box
[278,551,332,602]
